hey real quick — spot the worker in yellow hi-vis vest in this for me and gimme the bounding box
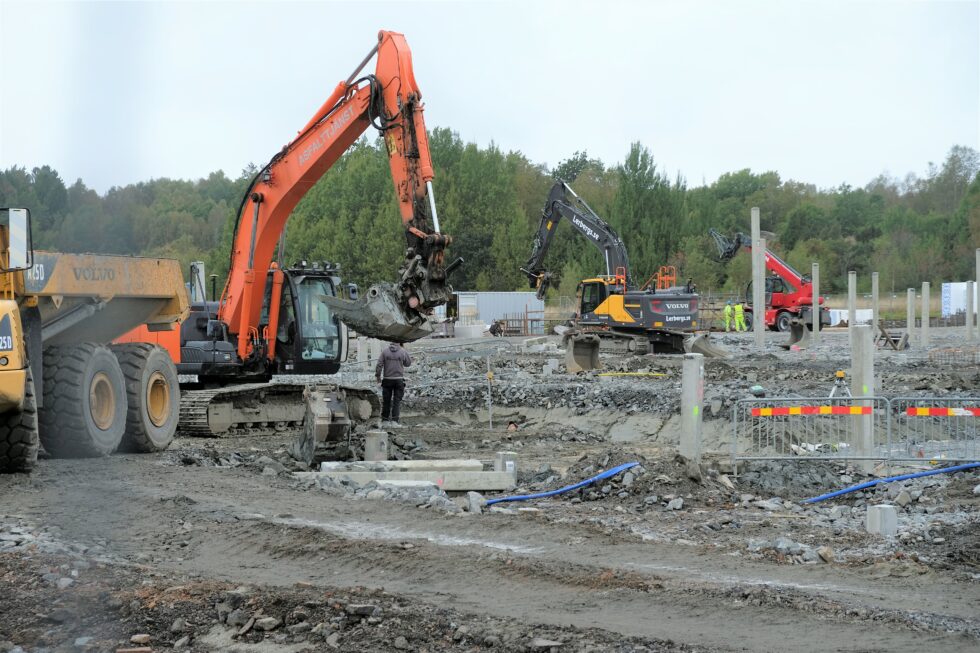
[734,301,747,332]
[723,301,734,332]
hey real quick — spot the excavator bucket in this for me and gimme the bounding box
[321,282,434,343]
[684,333,731,359]
[565,334,601,373]
[778,318,812,350]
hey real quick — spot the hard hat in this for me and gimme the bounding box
[727,300,733,305]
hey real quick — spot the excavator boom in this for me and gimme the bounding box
[220,30,452,362]
[524,181,633,298]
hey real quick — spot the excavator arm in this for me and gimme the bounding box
[219,30,454,362]
[523,181,633,299]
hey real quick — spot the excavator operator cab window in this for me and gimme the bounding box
[293,276,340,361]
[580,282,606,315]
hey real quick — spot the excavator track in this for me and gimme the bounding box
[179,383,310,438]
[179,382,382,438]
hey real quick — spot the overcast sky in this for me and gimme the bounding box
[1,0,977,194]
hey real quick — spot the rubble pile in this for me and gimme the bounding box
[511,449,737,509]
[0,550,698,653]
[737,460,868,499]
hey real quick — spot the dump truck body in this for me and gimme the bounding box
[26,251,187,345]
[1,209,188,473]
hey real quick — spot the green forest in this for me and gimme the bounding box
[2,131,978,302]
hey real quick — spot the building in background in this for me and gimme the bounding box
[432,291,545,337]
[941,282,979,318]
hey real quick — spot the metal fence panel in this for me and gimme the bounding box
[887,397,980,462]
[732,397,891,462]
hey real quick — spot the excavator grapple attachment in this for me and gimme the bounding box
[565,334,601,373]
[321,282,434,343]
[684,333,730,359]
[778,318,812,350]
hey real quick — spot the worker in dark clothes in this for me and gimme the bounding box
[376,342,412,428]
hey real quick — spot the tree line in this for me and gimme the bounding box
[1,132,977,302]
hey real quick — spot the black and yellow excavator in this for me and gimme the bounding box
[522,181,726,370]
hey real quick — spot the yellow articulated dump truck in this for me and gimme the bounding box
[0,208,188,472]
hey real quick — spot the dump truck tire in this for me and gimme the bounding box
[110,343,179,452]
[39,344,126,458]
[0,367,39,473]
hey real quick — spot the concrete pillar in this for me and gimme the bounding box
[494,451,517,474]
[680,353,704,463]
[921,282,930,348]
[966,280,975,342]
[363,431,389,461]
[906,288,915,341]
[357,337,369,381]
[847,271,857,349]
[751,207,765,350]
[811,262,820,344]
[851,324,875,472]
[871,272,879,333]
[189,261,206,302]
[357,338,382,382]
[866,504,898,537]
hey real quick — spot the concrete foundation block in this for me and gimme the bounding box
[494,451,517,474]
[866,504,898,537]
[375,480,439,490]
[318,460,483,473]
[364,431,388,462]
[298,471,516,492]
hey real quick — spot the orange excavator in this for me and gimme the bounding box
[122,30,459,446]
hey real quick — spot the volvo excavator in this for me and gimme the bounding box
[121,30,459,459]
[523,181,726,370]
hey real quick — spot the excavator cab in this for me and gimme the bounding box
[178,265,347,382]
[579,281,608,317]
[261,264,347,376]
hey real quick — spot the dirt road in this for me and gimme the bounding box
[3,330,978,651]
[3,436,978,652]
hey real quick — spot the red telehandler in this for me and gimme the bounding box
[710,229,829,332]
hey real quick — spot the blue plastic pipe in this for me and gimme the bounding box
[801,462,980,504]
[484,461,640,506]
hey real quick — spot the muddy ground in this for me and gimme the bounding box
[1,328,979,652]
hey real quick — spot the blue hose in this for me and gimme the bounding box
[801,461,980,504]
[485,461,640,506]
